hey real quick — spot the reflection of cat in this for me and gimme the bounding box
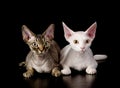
[60,22,107,75]
[63,75,96,88]
[19,24,61,78]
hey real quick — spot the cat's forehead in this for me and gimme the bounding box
[71,31,88,40]
[73,31,85,37]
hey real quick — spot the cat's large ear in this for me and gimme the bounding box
[85,22,97,39]
[62,22,74,40]
[22,25,35,42]
[42,24,54,41]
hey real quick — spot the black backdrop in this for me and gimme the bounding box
[14,15,118,88]
[14,15,115,65]
[1,2,119,88]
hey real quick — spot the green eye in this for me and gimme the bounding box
[73,40,79,44]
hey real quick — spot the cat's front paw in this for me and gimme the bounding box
[23,69,34,78]
[52,67,61,77]
[86,67,97,74]
[61,69,71,75]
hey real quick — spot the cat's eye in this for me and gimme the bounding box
[32,42,37,46]
[73,40,79,44]
[85,39,90,43]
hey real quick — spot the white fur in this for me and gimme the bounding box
[94,55,107,60]
[60,22,107,75]
[60,45,98,75]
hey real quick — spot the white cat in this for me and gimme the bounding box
[60,21,107,75]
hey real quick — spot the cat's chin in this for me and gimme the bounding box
[79,49,86,53]
[73,49,86,53]
[79,50,85,53]
[33,51,44,55]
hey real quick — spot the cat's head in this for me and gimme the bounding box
[62,21,97,52]
[22,24,55,54]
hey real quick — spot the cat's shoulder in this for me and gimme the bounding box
[51,40,59,46]
[63,44,71,49]
[61,44,71,52]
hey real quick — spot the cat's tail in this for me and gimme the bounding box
[19,61,26,67]
[94,54,107,60]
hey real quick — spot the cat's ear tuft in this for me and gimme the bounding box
[85,22,97,39]
[62,22,74,40]
[21,25,35,42]
[43,24,55,40]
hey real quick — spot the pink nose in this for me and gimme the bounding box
[80,47,85,49]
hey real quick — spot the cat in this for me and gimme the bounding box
[19,24,61,78]
[60,21,107,75]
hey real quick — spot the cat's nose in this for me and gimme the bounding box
[80,47,85,50]
[38,45,44,51]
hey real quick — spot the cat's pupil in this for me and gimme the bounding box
[73,40,79,44]
[85,39,89,43]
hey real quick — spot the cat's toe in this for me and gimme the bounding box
[52,68,61,77]
[61,69,71,75]
[23,72,30,78]
[23,72,29,78]
[52,70,61,77]
[86,68,97,74]
[23,71,33,78]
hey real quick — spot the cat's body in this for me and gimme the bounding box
[25,40,60,73]
[60,22,107,75]
[19,24,61,78]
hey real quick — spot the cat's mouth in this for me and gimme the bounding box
[38,50,42,54]
[37,47,49,54]
[32,49,44,55]
[79,49,86,53]
[32,46,49,54]
[37,49,45,54]
[37,45,46,54]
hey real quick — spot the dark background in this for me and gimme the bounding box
[15,15,114,64]
[1,1,119,88]
[14,16,118,88]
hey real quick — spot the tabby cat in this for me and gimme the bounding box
[19,24,61,78]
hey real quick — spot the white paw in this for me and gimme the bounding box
[86,68,97,74]
[61,69,71,75]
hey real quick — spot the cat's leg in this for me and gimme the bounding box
[23,67,34,78]
[52,66,61,77]
[73,65,84,72]
[61,65,71,75]
[86,60,98,74]
[86,66,97,74]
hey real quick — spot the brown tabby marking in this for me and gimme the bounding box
[19,24,61,78]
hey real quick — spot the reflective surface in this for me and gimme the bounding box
[14,15,118,88]
[16,59,116,88]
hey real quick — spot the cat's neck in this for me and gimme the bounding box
[32,51,46,57]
